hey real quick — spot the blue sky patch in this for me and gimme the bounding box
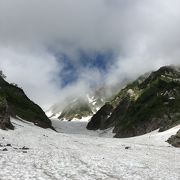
[55,50,115,88]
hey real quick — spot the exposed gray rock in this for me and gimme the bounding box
[0,97,14,130]
[167,130,180,147]
[2,148,8,151]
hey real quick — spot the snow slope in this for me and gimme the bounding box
[52,116,115,138]
[0,118,180,180]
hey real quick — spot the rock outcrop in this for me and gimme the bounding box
[0,96,14,130]
[86,103,113,130]
[167,130,180,147]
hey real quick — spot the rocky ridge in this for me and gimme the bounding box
[87,66,180,138]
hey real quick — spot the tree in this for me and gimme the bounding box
[0,70,6,79]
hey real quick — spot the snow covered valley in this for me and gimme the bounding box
[0,118,180,180]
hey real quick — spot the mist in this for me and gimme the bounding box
[0,0,180,109]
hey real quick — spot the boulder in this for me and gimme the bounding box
[167,130,180,147]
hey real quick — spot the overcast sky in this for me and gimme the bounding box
[0,0,180,109]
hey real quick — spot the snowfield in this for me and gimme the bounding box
[0,118,180,180]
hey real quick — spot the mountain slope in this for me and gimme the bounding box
[59,98,93,120]
[87,66,180,138]
[47,87,107,120]
[0,76,52,129]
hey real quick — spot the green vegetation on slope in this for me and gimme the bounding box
[0,76,52,129]
[87,66,180,138]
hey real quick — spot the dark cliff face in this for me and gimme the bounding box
[0,76,53,130]
[86,103,113,130]
[87,66,180,138]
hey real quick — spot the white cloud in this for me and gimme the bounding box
[0,47,60,109]
[0,0,180,108]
